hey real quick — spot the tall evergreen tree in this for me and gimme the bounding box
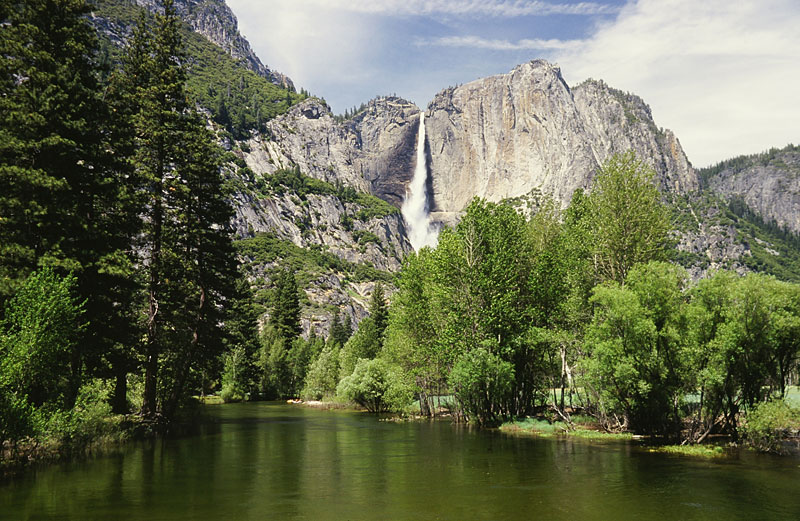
[0,0,138,408]
[117,0,237,417]
[269,269,301,340]
[369,283,388,339]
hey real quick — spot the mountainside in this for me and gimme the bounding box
[109,0,292,88]
[244,97,421,206]
[425,61,697,222]
[90,0,800,334]
[701,144,800,234]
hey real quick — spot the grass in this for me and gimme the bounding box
[648,444,728,459]
[500,417,633,441]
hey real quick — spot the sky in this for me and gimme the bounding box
[226,0,800,167]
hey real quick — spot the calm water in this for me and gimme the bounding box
[2,403,800,520]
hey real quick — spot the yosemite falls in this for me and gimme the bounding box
[401,113,439,251]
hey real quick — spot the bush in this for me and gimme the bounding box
[0,268,84,409]
[302,344,340,400]
[449,347,515,426]
[0,389,40,455]
[43,379,116,449]
[336,358,412,412]
[742,399,800,454]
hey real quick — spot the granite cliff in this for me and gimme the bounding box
[702,145,800,234]
[424,61,697,222]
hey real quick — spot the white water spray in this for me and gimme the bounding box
[401,113,439,251]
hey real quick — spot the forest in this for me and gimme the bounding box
[2,0,800,474]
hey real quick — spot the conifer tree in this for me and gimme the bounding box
[0,0,139,408]
[270,269,301,340]
[369,283,388,339]
[118,0,237,417]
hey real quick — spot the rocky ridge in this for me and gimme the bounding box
[424,61,698,221]
[244,96,421,206]
[703,146,800,234]
[96,0,293,88]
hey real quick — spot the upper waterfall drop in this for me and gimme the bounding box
[401,112,439,251]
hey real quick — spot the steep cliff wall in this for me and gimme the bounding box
[423,60,698,216]
[704,146,800,234]
[242,97,421,206]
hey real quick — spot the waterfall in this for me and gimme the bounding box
[401,112,439,251]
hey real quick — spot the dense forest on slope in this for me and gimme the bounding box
[671,192,800,283]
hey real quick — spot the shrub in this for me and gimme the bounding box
[449,347,515,426]
[336,358,412,412]
[742,399,800,454]
[302,344,340,400]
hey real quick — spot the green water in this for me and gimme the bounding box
[2,403,800,520]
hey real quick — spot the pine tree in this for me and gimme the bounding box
[270,269,301,340]
[0,0,138,408]
[369,283,388,339]
[118,0,237,417]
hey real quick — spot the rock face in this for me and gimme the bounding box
[705,147,800,234]
[244,96,421,206]
[131,0,293,88]
[424,60,698,217]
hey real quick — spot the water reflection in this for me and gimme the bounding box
[2,403,799,520]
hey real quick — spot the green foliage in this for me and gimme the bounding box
[93,0,306,139]
[220,346,249,403]
[742,399,800,454]
[0,390,40,452]
[302,344,341,400]
[328,311,353,346]
[252,167,399,222]
[582,262,691,435]
[269,269,302,340]
[368,283,388,339]
[385,198,555,420]
[588,151,671,284]
[235,233,394,291]
[0,269,85,409]
[112,0,238,417]
[43,379,117,449]
[449,347,515,426]
[339,317,382,380]
[336,358,413,413]
[0,0,102,300]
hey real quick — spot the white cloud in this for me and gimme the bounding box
[550,0,800,166]
[418,35,584,51]
[226,1,378,98]
[280,0,618,17]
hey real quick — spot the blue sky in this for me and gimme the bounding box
[227,0,800,167]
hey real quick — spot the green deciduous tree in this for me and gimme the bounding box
[336,358,412,413]
[582,261,691,435]
[588,151,671,284]
[0,268,85,410]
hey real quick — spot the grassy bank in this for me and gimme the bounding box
[499,417,633,441]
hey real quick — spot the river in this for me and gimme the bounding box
[2,403,799,520]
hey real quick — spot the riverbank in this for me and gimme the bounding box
[499,417,634,441]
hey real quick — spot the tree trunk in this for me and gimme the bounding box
[112,369,129,414]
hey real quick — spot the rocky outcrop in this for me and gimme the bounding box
[229,183,410,272]
[244,97,421,206]
[102,0,293,88]
[705,147,800,234]
[423,60,698,216]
